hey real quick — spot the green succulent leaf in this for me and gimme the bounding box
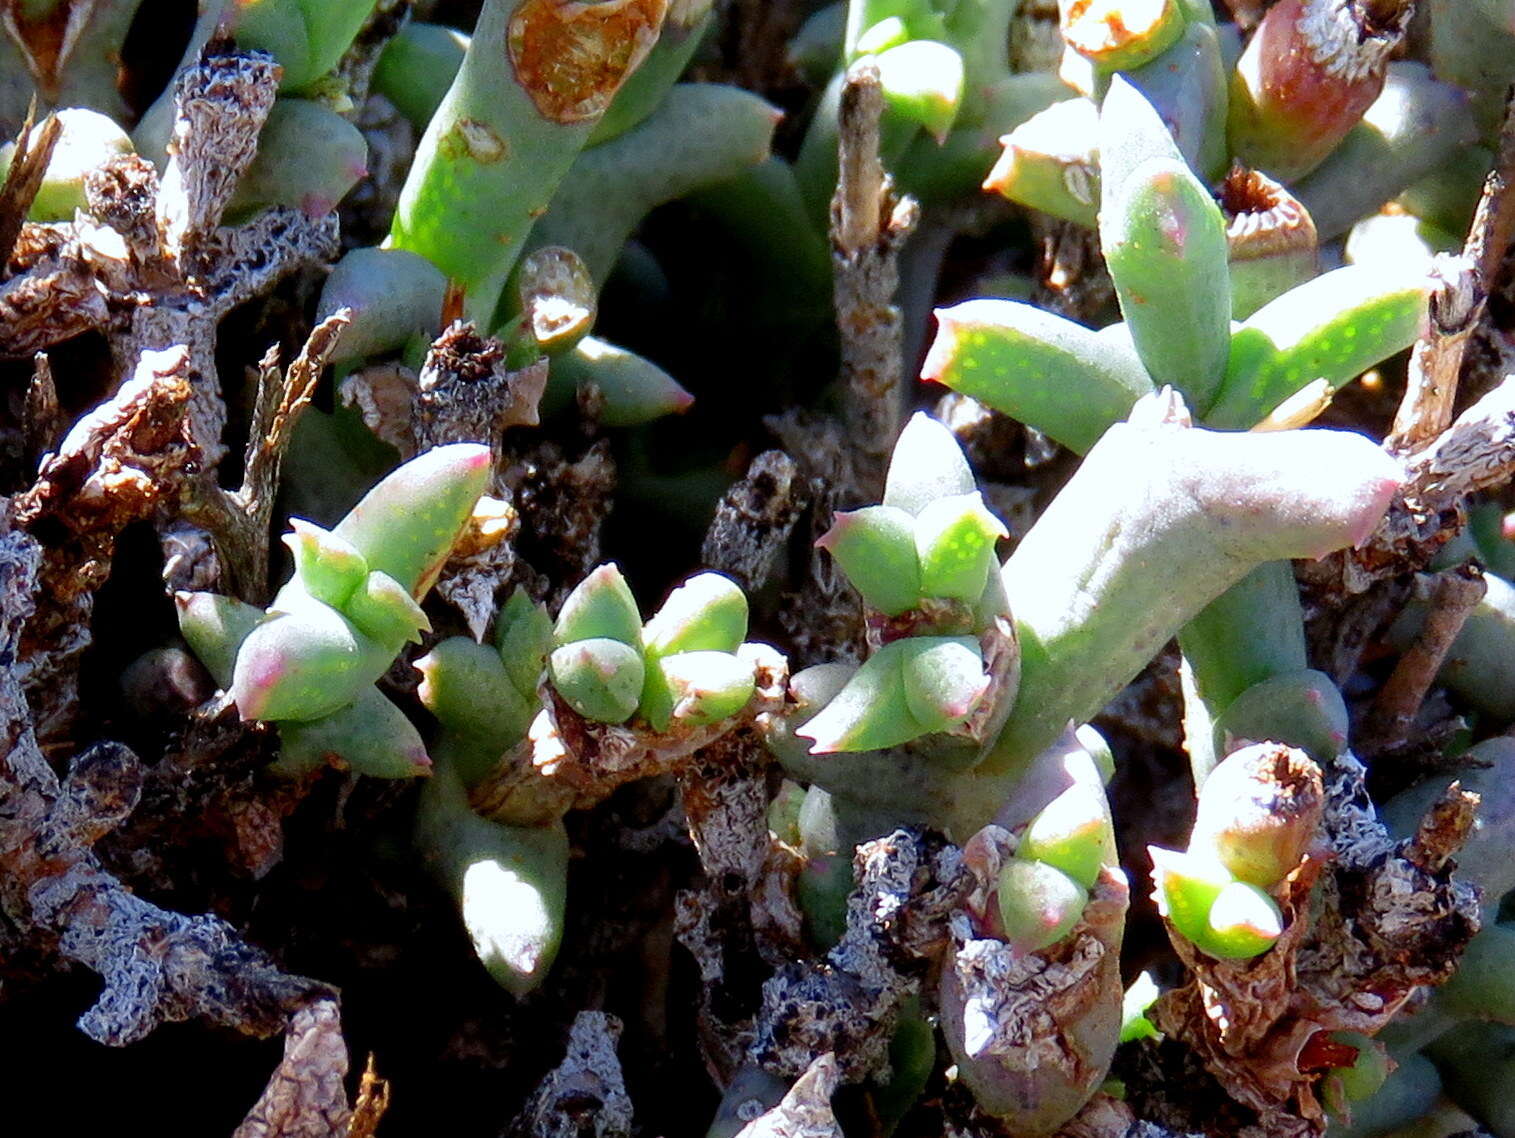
[495,589,553,701]
[1211,669,1349,767]
[276,685,431,779]
[996,857,1088,955]
[1018,780,1117,889]
[983,97,1099,228]
[1101,154,1232,410]
[643,572,749,658]
[816,505,923,616]
[1203,879,1283,959]
[1206,264,1428,430]
[416,636,535,756]
[1120,972,1163,1043]
[922,299,1154,454]
[554,564,644,648]
[329,442,493,599]
[229,601,389,723]
[283,519,369,609]
[175,592,265,690]
[914,491,1007,603]
[1147,845,1230,947]
[795,642,922,753]
[898,636,988,734]
[873,39,965,141]
[645,650,755,731]
[549,637,646,724]
[343,570,431,649]
[1097,74,1185,205]
[882,412,977,516]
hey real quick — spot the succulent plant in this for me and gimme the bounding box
[546,564,758,732]
[1150,742,1322,960]
[10,1,1514,1132]
[177,444,492,778]
[789,413,1010,757]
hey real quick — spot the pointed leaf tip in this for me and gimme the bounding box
[883,411,976,515]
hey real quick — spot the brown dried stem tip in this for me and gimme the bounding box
[1389,86,1515,453]
[0,104,61,270]
[831,58,920,491]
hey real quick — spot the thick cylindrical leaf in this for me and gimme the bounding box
[389,0,665,310]
[494,588,553,701]
[982,97,1099,228]
[1202,879,1283,959]
[992,416,1400,772]
[342,569,431,650]
[649,650,755,730]
[873,39,964,141]
[996,858,1088,955]
[642,572,749,658]
[1211,669,1349,767]
[228,98,367,219]
[283,519,368,608]
[175,592,265,689]
[1436,924,1515,1026]
[899,636,989,733]
[1018,780,1117,889]
[232,0,379,91]
[882,411,977,515]
[795,643,927,754]
[1122,20,1228,181]
[1101,155,1231,409]
[372,22,469,131]
[529,83,779,284]
[1148,845,1231,947]
[1178,560,1308,726]
[416,636,535,754]
[922,299,1154,454]
[415,764,569,996]
[1097,74,1184,207]
[230,603,389,722]
[544,336,694,427]
[914,492,1007,603]
[1207,263,1428,430]
[316,247,448,365]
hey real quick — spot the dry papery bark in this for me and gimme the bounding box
[0,522,379,1137]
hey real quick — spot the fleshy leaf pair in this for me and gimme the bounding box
[818,414,1007,617]
[795,636,989,754]
[997,756,1118,955]
[548,565,757,732]
[937,79,1429,447]
[1149,742,1322,959]
[177,444,494,778]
